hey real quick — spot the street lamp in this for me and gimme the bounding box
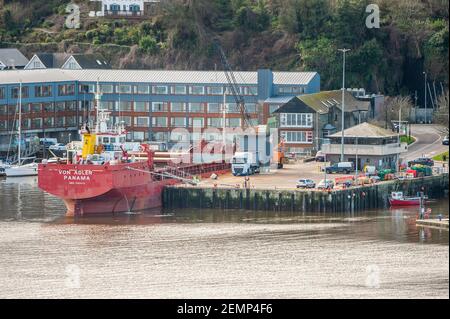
[397,105,402,173]
[423,71,427,124]
[339,48,351,162]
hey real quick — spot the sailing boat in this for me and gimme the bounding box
[5,81,38,177]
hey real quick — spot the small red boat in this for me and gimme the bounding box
[389,192,427,206]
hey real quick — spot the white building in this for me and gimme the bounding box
[91,0,160,17]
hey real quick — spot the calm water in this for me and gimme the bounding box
[0,176,448,299]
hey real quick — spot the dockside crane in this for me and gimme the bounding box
[213,39,253,130]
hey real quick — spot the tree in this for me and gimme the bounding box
[378,96,414,129]
[434,90,449,135]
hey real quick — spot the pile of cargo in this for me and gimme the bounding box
[407,165,433,178]
[378,169,396,181]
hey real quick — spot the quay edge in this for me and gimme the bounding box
[163,174,449,213]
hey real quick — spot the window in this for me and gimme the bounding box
[134,101,149,112]
[117,101,132,111]
[65,116,77,126]
[135,85,150,94]
[118,84,132,94]
[279,87,293,94]
[153,86,168,95]
[207,118,223,128]
[172,85,187,95]
[12,86,29,98]
[99,101,115,111]
[43,103,54,113]
[31,103,41,113]
[100,84,114,94]
[31,118,42,129]
[66,101,77,111]
[44,117,54,127]
[80,84,95,93]
[58,84,75,96]
[133,132,145,141]
[0,87,5,99]
[171,117,186,127]
[245,103,257,113]
[152,102,168,112]
[55,102,65,112]
[0,105,6,115]
[152,117,167,127]
[171,102,186,112]
[55,117,65,127]
[207,86,223,95]
[248,87,258,96]
[35,85,52,97]
[154,132,168,142]
[134,117,149,127]
[21,104,30,113]
[279,113,313,128]
[281,131,313,144]
[292,87,304,94]
[207,103,221,113]
[227,118,241,127]
[226,104,240,114]
[189,103,204,113]
[190,86,204,95]
[117,116,132,126]
[21,119,30,129]
[189,117,204,128]
[0,120,6,131]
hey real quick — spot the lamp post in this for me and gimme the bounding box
[339,48,351,162]
[397,105,402,173]
[423,71,427,124]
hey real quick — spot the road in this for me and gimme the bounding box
[403,124,448,162]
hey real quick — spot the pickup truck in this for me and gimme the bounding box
[325,162,354,174]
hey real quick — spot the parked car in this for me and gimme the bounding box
[325,162,354,174]
[296,179,316,189]
[315,151,326,162]
[443,136,449,145]
[49,143,66,152]
[408,157,434,167]
[317,179,334,190]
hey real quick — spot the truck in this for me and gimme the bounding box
[325,162,354,174]
[232,152,261,176]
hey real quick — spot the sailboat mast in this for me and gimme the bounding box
[18,81,22,165]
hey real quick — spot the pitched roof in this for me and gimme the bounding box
[68,54,111,69]
[0,69,319,86]
[298,90,370,113]
[0,48,29,68]
[329,122,397,138]
[32,53,70,68]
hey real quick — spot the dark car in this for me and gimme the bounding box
[408,157,434,167]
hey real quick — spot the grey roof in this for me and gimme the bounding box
[298,90,370,114]
[0,49,29,68]
[264,96,296,104]
[0,69,318,85]
[69,54,111,69]
[33,53,70,68]
[329,122,398,138]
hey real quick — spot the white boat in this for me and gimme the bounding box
[5,82,39,178]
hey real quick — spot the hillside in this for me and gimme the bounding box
[0,0,448,97]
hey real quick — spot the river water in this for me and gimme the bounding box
[0,176,448,299]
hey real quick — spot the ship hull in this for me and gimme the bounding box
[389,198,423,206]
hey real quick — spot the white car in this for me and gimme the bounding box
[296,179,316,189]
[49,143,66,152]
[317,179,334,190]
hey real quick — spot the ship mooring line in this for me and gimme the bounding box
[125,166,198,185]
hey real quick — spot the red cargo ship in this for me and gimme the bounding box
[38,91,229,216]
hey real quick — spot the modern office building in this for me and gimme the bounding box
[0,68,320,149]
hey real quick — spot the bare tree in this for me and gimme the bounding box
[377,96,414,130]
[434,90,449,135]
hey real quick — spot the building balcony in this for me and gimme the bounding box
[321,142,408,156]
[103,10,144,18]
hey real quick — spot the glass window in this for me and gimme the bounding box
[171,117,186,127]
[100,84,114,94]
[134,117,149,127]
[44,117,54,127]
[134,101,149,112]
[279,87,293,94]
[31,118,42,129]
[80,84,95,93]
[207,118,223,128]
[21,119,30,129]
[31,103,41,113]
[65,116,76,126]
[152,86,168,95]
[12,86,29,98]
[248,87,258,96]
[281,131,313,144]
[154,132,168,142]
[227,118,241,127]
[35,85,52,97]
[207,103,221,113]
[66,101,77,111]
[117,116,132,126]
[55,102,65,112]
[58,84,75,96]
[55,117,65,127]
[0,87,5,99]
[99,101,114,111]
[117,101,132,111]
[152,117,167,127]
[133,132,145,141]
[280,113,313,127]
[189,117,204,128]
[152,102,168,112]
[135,85,150,94]
[171,102,186,112]
[0,120,6,130]
[118,84,132,94]
[172,85,187,95]
[245,103,257,113]
[189,103,204,113]
[21,104,30,113]
[190,86,204,95]
[43,103,54,112]
[207,86,223,95]
[227,104,240,114]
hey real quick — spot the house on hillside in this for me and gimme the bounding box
[25,53,111,70]
[0,49,29,70]
[89,0,161,18]
[273,90,370,155]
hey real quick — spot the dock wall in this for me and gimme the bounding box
[163,174,449,213]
